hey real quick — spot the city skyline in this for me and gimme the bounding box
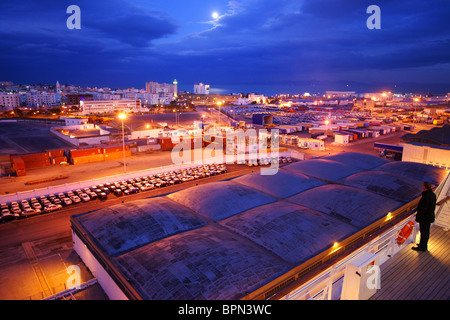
[0,0,449,95]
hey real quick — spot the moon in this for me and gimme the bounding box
[212,12,219,19]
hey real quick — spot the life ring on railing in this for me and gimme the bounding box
[396,221,415,245]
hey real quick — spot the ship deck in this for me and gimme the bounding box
[370,225,449,300]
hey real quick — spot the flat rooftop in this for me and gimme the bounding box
[71,152,449,300]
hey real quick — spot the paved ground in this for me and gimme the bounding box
[0,121,72,156]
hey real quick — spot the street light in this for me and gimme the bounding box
[118,113,127,173]
[217,101,222,128]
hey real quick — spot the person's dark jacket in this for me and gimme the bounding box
[416,189,437,223]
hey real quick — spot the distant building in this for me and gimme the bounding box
[81,100,143,115]
[25,93,57,107]
[325,91,356,98]
[0,94,21,110]
[64,93,94,106]
[145,80,178,104]
[248,94,266,104]
[194,83,210,95]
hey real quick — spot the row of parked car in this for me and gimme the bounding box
[0,163,228,223]
[237,156,293,167]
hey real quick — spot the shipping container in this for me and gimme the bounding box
[47,149,65,158]
[51,156,68,165]
[102,145,129,154]
[103,150,131,160]
[70,148,102,158]
[19,152,50,162]
[16,168,26,176]
[71,153,105,165]
[24,158,51,169]
[11,156,26,170]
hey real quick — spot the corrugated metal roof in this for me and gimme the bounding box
[167,181,276,221]
[283,159,362,182]
[321,151,389,170]
[75,197,207,257]
[288,184,402,228]
[219,201,357,264]
[232,169,326,198]
[338,171,423,202]
[374,161,448,186]
[114,225,290,300]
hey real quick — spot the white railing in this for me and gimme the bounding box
[280,213,419,300]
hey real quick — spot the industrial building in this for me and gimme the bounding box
[71,152,448,300]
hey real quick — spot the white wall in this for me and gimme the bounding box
[72,231,129,300]
[402,144,450,169]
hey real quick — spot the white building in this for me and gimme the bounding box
[194,83,210,95]
[93,93,122,101]
[81,100,144,115]
[0,94,21,110]
[325,91,356,98]
[25,93,57,107]
[248,94,267,104]
[145,80,178,104]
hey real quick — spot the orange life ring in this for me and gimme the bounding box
[396,221,415,245]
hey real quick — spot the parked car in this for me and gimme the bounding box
[22,208,41,217]
[98,192,108,200]
[62,198,73,206]
[70,195,81,204]
[79,193,90,202]
[1,209,14,223]
[44,204,62,213]
[10,206,22,216]
[88,192,98,200]
[31,202,43,210]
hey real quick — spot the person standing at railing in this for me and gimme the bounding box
[412,182,437,252]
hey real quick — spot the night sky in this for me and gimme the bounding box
[0,0,449,95]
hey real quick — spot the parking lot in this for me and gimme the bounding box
[1,162,229,224]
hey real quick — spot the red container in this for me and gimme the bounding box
[20,152,50,162]
[51,156,68,165]
[47,149,65,158]
[24,158,51,169]
[71,154,105,165]
[102,145,129,154]
[70,148,102,158]
[16,168,26,176]
[11,156,26,170]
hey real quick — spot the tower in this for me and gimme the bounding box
[56,80,62,104]
[173,79,178,99]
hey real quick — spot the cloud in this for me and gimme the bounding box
[0,0,448,94]
[85,13,178,48]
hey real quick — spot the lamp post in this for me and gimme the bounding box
[217,101,222,129]
[324,120,330,151]
[118,113,127,173]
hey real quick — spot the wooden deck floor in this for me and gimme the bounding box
[370,225,449,300]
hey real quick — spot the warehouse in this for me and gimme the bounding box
[71,152,448,300]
